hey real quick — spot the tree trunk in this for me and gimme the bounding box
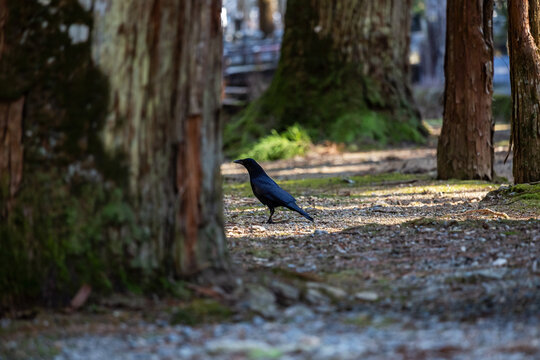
[508,0,540,183]
[258,0,275,37]
[437,0,494,180]
[226,0,426,150]
[0,0,226,306]
[92,0,227,275]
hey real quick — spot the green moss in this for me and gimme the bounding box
[223,10,427,155]
[225,66,426,155]
[0,1,142,307]
[249,348,284,360]
[0,173,148,307]
[344,313,374,327]
[501,184,540,208]
[224,172,428,197]
[170,299,233,325]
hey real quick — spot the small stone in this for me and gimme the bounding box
[206,339,274,354]
[251,225,266,231]
[307,282,347,300]
[252,315,265,326]
[246,284,278,318]
[166,333,182,343]
[492,258,507,266]
[284,304,315,322]
[270,281,301,302]
[178,347,195,358]
[477,268,506,279]
[354,291,379,301]
[305,288,330,305]
[313,229,329,236]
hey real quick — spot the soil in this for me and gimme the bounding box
[2,132,539,359]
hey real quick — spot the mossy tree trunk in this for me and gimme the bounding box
[0,0,226,307]
[92,0,227,275]
[437,0,494,180]
[226,0,426,150]
[508,0,540,183]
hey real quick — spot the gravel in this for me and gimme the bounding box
[40,312,540,360]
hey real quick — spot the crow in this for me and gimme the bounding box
[234,158,314,223]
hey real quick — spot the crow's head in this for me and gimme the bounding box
[234,158,264,174]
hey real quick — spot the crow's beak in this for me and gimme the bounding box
[233,159,242,164]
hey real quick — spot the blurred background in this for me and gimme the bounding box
[221,0,510,124]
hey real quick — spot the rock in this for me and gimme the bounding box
[166,333,182,343]
[270,280,301,303]
[251,225,266,232]
[284,305,316,322]
[313,229,329,236]
[246,284,278,318]
[178,346,196,358]
[206,339,276,355]
[305,288,330,305]
[492,258,508,266]
[476,268,507,280]
[354,291,379,301]
[307,282,347,301]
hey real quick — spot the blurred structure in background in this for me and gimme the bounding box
[410,0,446,86]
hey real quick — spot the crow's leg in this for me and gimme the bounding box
[266,207,275,224]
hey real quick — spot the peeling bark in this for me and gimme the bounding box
[508,0,540,183]
[437,0,494,180]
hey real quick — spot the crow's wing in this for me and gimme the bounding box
[251,176,296,206]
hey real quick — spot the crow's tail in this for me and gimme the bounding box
[286,202,314,222]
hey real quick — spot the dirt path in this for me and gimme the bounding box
[2,145,539,360]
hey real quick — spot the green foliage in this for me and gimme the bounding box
[240,124,312,161]
[170,299,233,325]
[224,61,426,155]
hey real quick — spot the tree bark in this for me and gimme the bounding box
[508,0,540,183]
[437,0,494,180]
[92,0,227,275]
[0,0,226,306]
[258,0,275,37]
[226,0,426,150]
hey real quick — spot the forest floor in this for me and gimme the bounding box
[2,126,540,360]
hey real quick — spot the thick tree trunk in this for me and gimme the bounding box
[92,0,226,275]
[226,0,426,150]
[0,0,226,306]
[508,0,540,183]
[258,0,275,37]
[437,0,494,180]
